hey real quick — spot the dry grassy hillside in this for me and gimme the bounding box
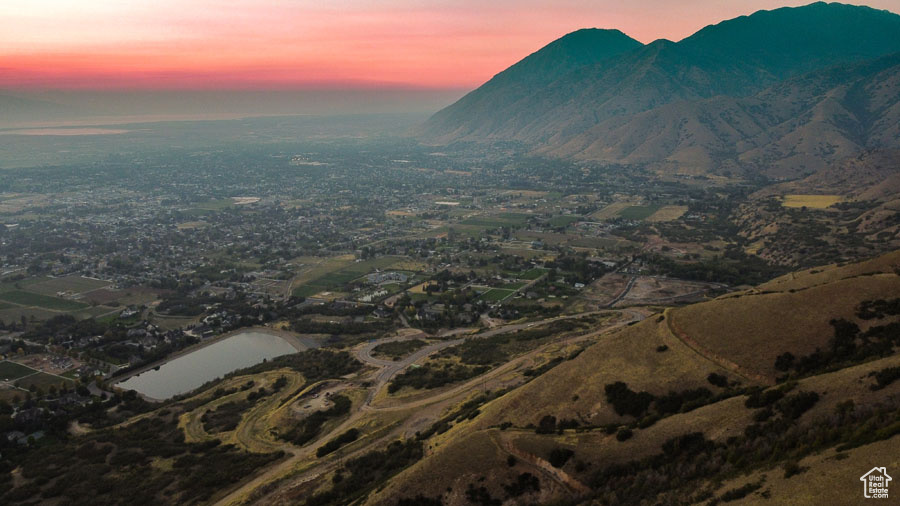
[471,315,748,429]
[672,274,900,381]
[372,348,900,506]
[366,251,900,506]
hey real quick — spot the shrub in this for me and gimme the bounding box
[605,382,655,418]
[548,448,574,468]
[707,373,728,388]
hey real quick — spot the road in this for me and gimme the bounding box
[212,308,647,506]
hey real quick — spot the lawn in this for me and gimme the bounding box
[0,360,38,381]
[618,205,662,221]
[0,290,88,311]
[479,288,516,302]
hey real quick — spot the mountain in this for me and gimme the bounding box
[545,52,900,177]
[418,2,900,175]
[417,28,642,142]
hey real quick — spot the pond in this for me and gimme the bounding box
[117,331,304,400]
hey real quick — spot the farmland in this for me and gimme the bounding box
[781,194,842,208]
[0,360,36,381]
[24,275,111,296]
[618,204,663,220]
[0,290,88,311]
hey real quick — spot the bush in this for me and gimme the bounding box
[548,448,574,468]
[616,428,633,442]
[707,373,728,388]
[316,428,360,458]
[783,461,807,479]
[605,382,655,418]
[775,391,819,420]
[871,367,900,390]
[503,472,540,498]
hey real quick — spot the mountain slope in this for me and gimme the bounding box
[367,250,900,506]
[417,28,642,142]
[544,52,900,177]
[419,2,900,174]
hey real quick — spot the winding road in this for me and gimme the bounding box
[211,308,647,506]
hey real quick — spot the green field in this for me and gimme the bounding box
[519,268,548,280]
[0,290,88,311]
[0,360,37,381]
[0,302,12,310]
[548,215,580,228]
[26,276,111,296]
[478,288,516,302]
[14,371,74,391]
[460,213,529,228]
[618,205,662,220]
[501,281,529,290]
[293,256,405,297]
[293,285,325,298]
[0,306,59,324]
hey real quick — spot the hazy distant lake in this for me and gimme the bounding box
[0,127,130,136]
[117,331,301,400]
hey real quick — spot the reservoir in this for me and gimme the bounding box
[116,331,304,400]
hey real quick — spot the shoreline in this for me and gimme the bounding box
[110,325,319,387]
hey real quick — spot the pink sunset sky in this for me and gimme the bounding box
[2,0,899,90]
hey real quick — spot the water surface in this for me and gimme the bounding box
[117,331,300,400]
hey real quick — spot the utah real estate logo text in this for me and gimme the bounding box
[860,467,892,499]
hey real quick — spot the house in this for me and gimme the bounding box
[861,467,892,499]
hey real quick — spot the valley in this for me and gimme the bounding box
[2,2,900,505]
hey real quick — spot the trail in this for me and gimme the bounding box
[489,431,591,497]
[663,308,773,385]
[212,309,646,505]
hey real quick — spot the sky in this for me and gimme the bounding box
[2,0,900,90]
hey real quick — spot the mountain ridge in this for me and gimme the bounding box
[418,2,900,177]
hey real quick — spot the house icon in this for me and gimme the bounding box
[860,467,892,499]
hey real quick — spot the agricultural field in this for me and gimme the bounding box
[0,306,59,324]
[0,360,37,382]
[460,213,529,228]
[589,201,634,220]
[14,371,74,391]
[0,290,88,311]
[647,205,688,222]
[518,268,548,280]
[548,215,580,228]
[618,204,662,220]
[781,194,842,208]
[25,275,111,296]
[292,256,406,297]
